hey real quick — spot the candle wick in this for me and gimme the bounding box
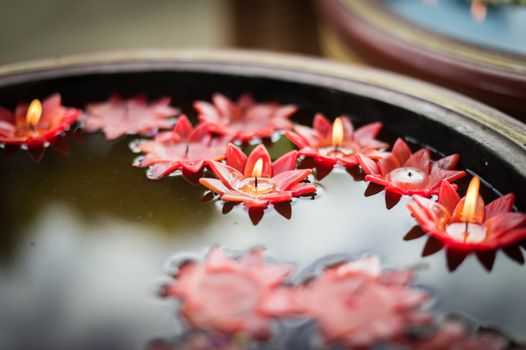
[463,222,469,242]
[184,144,189,157]
[254,176,258,189]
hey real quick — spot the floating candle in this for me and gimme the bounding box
[285,114,388,178]
[357,138,466,196]
[408,177,526,250]
[199,144,316,211]
[131,115,229,180]
[194,93,297,142]
[80,95,179,140]
[0,93,80,157]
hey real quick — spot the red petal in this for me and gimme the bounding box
[222,191,269,208]
[354,122,383,141]
[313,113,332,139]
[199,177,229,195]
[245,144,272,178]
[188,123,210,142]
[293,125,320,147]
[290,182,317,196]
[272,150,298,175]
[432,153,460,171]
[226,143,247,173]
[486,212,526,237]
[260,191,292,203]
[378,155,401,176]
[284,130,309,149]
[392,138,412,165]
[173,115,193,139]
[208,161,244,189]
[0,106,14,122]
[357,153,380,175]
[404,148,431,173]
[272,169,312,190]
[428,170,466,190]
[485,193,515,220]
[439,181,460,214]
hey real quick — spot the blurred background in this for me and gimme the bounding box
[0,0,321,65]
[0,0,525,118]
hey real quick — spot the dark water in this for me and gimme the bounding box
[0,134,525,350]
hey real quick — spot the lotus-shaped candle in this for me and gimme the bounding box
[131,115,229,180]
[408,177,526,251]
[291,255,430,348]
[194,93,297,142]
[285,114,388,177]
[358,138,466,196]
[200,144,316,210]
[163,247,294,341]
[0,94,80,148]
[80,95,179,140]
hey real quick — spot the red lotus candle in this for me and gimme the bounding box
[131,115,229,180]
[0,94,80,148]
[199,144,316,209]
[285,114,388,178]
[357,138,466,196]
[80,95,179,140]
[408,177,526,251]
[194,93,297,142]
[163,247,294,341]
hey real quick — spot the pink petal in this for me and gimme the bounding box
[259,288,299,316]
[439,181,460,213]
[485,193,515,220]
[226,143,247,173]
[432,153,460,171]
[199,177,229,195]
[272,150,298,175]
[428,170,466,190]
[212,93,234,117]
[194,101,221,122]
[173,114,193,139]
[182,159,205,173]
[206,246,238,271]
[273,104,297,120]
[341,116,354,141]
[313,113,332,139]
[272,169,312,190]
[404,148,431,173]
[378,155,401,176]
[392,138,412,165]
[208,161,244,189]
[293,124,320,147]
[260,191,292,203]
[148,162,179,180]
[357,153,380,175]
[255,265,293,287]
[354,122,383,141]
[245,144,272,178]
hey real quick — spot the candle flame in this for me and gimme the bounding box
[332,117,344,147]
[26,99,43,127]
[460,176,482,223]
[252,158,263,178]
[471,1,487,22]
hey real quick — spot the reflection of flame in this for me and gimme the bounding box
[461,176,481,223]
[331,117,344,147]
[252,158,263,178]
[471,1,487,22]
[26,99,43,127]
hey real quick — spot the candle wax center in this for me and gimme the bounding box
[386,167,429,190]
[319,145,355,158]
[446,223,487,243]
[236,177,276,197]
